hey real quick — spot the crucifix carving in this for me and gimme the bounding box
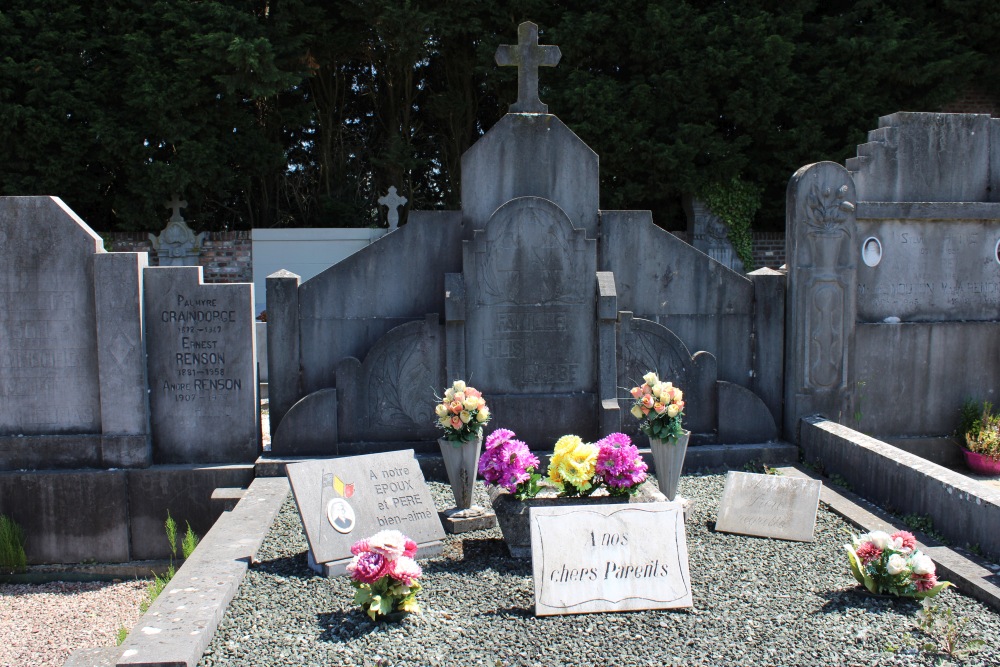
[164,194,188,222]
[495,21,561,114]
[378,186,407,231]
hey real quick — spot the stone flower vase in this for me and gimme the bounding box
[438,434,483,510]
[648,430,690,501]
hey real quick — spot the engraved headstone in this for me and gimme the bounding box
[287,450,445,577]
[144,266,257,463]
[715,471,822,542]
[530,502,692,615]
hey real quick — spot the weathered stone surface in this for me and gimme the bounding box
[0,469,129,563]
[0,197,102,437]
[749,268,785,430]
[530,501,692,615]
[848,112,993,203]
[463,196,598,443]
[287,451,445,567]
[716,381,779,444]
[461,115,599,238]
[856,214,1000,322]
[127,464,255,560]
[271,388,339,456]
[784,161,857,440]
[715,470,821,542]
[144,266,258,463]
[265,269,300,435]
[684,196,744,272]
[601,210,754,388]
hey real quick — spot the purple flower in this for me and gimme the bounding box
[595,433,648,489]
[347,551,389,584]
[485,428,516,450]
[479,431,539,493]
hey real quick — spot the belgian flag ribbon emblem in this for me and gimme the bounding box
[333,476,355,498]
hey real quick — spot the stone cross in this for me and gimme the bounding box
[164,194,188,222]
[378,186,407,231]
[495,21,561,114]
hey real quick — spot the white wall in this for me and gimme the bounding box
[251,228,388,314]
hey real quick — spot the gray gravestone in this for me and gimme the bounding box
[144,266,257,463]
[530,502,692,615]
[377,186,407,231]
[494,21,561,114]
[462,196,597,441]
[715,471,822,542]
[287,450,445,576]
[0,197,102,436]
[685,196,744,272]
[149,195,205,267]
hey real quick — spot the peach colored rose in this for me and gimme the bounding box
[641,406,650,416]
[450,400,463,414]
[654,402,667,414]
[630,386,643,399]
[641,394,655,409]
[450,416,463,429]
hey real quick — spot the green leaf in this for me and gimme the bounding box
[913,581,955,600]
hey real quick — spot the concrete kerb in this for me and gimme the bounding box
[780,464,1000,612]
[61,476,290,667]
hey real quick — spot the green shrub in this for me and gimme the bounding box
[0,514,27,573]
[962,401,1000,460]
[181,522,199,559]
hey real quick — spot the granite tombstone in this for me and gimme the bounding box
[715,471,822,542]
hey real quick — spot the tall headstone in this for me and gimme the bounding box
[378,186,407,231]
[784,162,857,439]
[144,266,258,463]
[684,196,744,272]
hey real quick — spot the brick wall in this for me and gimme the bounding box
[103,231,252,283]
[751,232,785,269]
[940,87,999,117]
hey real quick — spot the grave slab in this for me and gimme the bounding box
[530,501,692,615]
[715,470,822,542]
[287,450,446,575]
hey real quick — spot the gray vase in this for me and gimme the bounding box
[438,435,483,510]
[648,431,690,501]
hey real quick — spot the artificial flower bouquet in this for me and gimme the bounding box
[478,429,542,500]
[347,530,423,620]
[629,372,685,441]
[479,430,648,499]
[844,530,953,599]
[434,380,490,443]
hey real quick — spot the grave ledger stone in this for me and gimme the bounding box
[267,22,781,455]
[530,502,693,616]
[715,471,821,542]
[287,450,446,577]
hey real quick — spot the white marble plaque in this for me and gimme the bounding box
[715,471,821,542]
[530,502,692,616]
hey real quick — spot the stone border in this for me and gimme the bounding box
[63,476,289,667]
[780,464,1000,612]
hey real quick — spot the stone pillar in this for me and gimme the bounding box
[444,273,466,382]
[266,270,301,436]
[784,162,857,441]
[94,252,151,467]
[596,271,620,435]
[684,195,744,272]
[748,267,785,431]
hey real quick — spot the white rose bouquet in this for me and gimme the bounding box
[845,529,953,598]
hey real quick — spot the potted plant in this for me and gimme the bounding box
[844,529,952,599]
[957,400,1000,476]
[434,380,490,510]
[629,372,688,500]
[483,429,654,557]
[347,530,423,622]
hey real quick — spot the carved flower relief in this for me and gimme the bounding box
[805,182,855,234]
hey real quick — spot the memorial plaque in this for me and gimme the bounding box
[530,502,692,616]
[144,266,257,463]
[287,450,445,570]
[715,471,822,542]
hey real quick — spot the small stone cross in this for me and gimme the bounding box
[164,194,188,222]
[378,186,407,231]
[495,21,561,114]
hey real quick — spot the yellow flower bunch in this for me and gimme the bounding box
[548,434,598,495]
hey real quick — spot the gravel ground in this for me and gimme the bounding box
[200,472,1000,667]
[0,579,147,667]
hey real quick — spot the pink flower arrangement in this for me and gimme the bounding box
[434,380,490,443]
[629,372,685,441]
[478,428,541,499]
[845,530,952,599]
[594,432,648,496]
[348,530,422,619]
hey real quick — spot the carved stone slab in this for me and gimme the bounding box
[530,502,692,616]
[715,471,822,542]
[287,450,445,568]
